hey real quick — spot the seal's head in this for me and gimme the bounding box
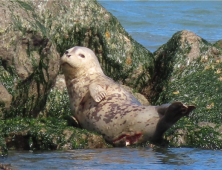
[61,46,103,79]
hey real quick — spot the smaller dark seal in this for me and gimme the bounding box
[61,46,195,146]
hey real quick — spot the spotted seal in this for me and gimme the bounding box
[60,46,195,146]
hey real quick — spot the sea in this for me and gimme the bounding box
[99,0,222,52]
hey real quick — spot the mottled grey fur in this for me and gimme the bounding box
[61,46,195,146]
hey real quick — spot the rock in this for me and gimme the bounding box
[121,85,150,105]
[0,81,12,116]
[198,122,216,128]
[214,40,222,49]
[151,30,222,124]
[2,117,109,151]
[0,163,12,170]
[0,1,60,118]
[145,30,221,103]
[167,129,188,147]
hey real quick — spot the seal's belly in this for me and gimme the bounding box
[76,97,160,143]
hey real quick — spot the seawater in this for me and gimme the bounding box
[1,148,222,169]
[98,0,222,52]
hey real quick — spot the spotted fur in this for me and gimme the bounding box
[61,46,195,146]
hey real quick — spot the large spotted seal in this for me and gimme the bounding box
[61,46,195,146]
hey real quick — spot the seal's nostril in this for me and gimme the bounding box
[65,51,69,54]
[67,55,71,58]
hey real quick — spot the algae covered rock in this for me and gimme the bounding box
[151,30,222,149]
[0,1,60,118]
[214,40,222,50]
[153,30,222,124]
[1,117,109,152]
[0,81,12,117]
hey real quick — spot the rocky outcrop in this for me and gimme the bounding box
[143,30,222,103]
[152,30,222,124]
[0,163,12,170]
[0,82,12,117]
[214,40,222,49]
[1,117,109,154]
[1,0,222,151]
[0,1,60,118]
[148,30,222,149]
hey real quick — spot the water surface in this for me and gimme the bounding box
[1,148,222,169]
[98,0,222,52]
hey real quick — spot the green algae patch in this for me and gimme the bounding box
[154,31,222,124]
[0,117,110,155]
[214,40,222,50]
[165,120,222,150]
[152,30,222,149]
[0,135,7,157]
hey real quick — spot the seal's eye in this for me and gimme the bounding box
[79,54,85,58]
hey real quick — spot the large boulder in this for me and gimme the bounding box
[150,30,222,149]
[152,30,222,123]
[0,1,60,118]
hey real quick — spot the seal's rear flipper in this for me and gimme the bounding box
[164,102,196,123]
[151,102,195,144]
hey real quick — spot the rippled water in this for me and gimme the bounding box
[1,148,222,169]
[98,0,222,52]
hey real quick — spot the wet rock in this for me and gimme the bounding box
[167,129,188,147]
[148,30,222,149]
[145,30,221,103]
[151,30,222,124]
[1,118,109,151]
[0,81,12,117]
[0,1,60,118]
[214,40,222,49]
[0,163,12,170]
[198,122,216,128]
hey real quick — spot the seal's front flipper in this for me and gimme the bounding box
[89,83,107,102]
[64,115,80,128]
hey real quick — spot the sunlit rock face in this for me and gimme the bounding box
[145,30,222,150]
[0,1,60,118]
[150,30,222,124]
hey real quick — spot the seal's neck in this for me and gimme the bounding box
[64,65,104,80]
[65,71,105,86]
